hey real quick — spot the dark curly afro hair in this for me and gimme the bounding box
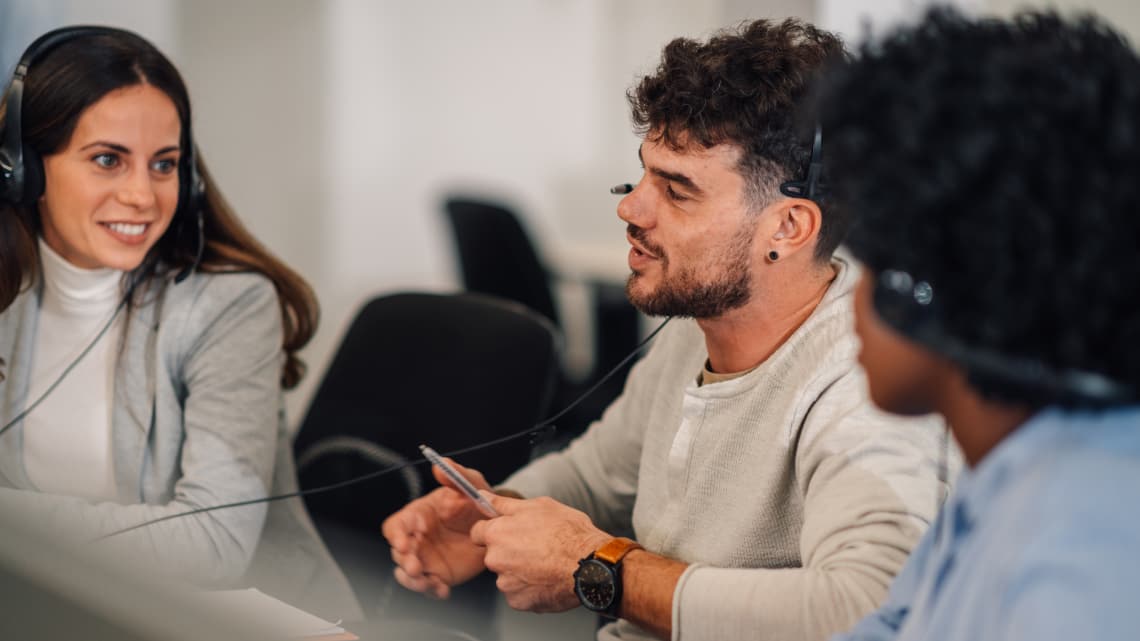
[820,8,1140,407]
[629,19,847,258]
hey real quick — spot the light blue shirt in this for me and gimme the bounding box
[833,406,1140,641]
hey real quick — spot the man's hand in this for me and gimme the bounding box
[381,459,493,599]
[469,492,612,613]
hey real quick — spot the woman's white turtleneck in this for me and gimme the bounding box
[24,238,125,502]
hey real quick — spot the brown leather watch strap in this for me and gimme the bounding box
[594,537,644,565]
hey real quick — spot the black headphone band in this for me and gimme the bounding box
[873,268,1134,405]
[778,122,824,202]
[3,27,127,202]
[2,25,203,209]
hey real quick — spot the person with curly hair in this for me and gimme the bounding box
[383,19,949,641]
[821,8,1140,640]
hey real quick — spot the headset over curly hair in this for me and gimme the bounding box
[628,19,847,258]
[820,8,1140,407]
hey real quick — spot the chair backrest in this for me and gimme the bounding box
[294,292,561,532]
[442,196,560,326]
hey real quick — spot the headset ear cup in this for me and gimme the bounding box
[20,143,44,206]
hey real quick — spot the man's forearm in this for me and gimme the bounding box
[619,549,689,640]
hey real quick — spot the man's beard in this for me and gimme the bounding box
[625,221,755,319]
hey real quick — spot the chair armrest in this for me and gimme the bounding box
[296,437,424,502]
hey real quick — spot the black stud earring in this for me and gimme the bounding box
[768,250,779,262]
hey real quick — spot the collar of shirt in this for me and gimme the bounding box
[946,405,1140,535]
[38,236,123,315]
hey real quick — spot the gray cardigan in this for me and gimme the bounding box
[0,270,360,621]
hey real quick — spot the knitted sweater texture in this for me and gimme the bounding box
[505,257,951,641]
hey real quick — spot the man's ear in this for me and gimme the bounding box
[768,198,822,258]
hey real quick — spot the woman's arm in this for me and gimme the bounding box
[0,274,284,586]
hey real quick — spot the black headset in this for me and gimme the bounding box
[873,268,1135,406]
[778,122,824,202]
[611,123,826,202]
[0,25,206,283]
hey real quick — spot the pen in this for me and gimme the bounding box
[610,183,634,194]
[419,445,500,518]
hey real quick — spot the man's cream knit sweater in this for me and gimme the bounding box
[504,257,951,641]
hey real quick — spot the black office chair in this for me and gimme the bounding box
[442,197,560,326]
[293,291,561,635]
[442,196,641,444]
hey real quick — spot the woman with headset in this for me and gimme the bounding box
[821,9,1140,641]
[0,27,358,619]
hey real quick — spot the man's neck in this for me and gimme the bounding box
[698,260,836,374]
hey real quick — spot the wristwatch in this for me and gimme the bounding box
[573,537,644,616]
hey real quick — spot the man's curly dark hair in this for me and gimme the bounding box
[629,19,847,258]
[820,8,1140,407]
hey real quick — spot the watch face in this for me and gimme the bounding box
[574,558,617,611]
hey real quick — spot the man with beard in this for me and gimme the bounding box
[384,19,949,641]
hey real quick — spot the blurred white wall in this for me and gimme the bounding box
[170,0,816,426]
[0,1,177,74]
[3,0,1137,429]
[818,0,1140,43]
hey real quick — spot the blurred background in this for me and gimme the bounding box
[2,1,1138,639]
[2,0,1137,429]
